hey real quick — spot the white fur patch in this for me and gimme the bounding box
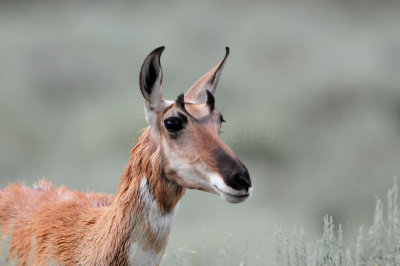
[162,139,252,203]
[139,178,177,237]
[128,243,163,266]
[210,173,252,203]
[161,139,210,188]
[128,179,177,265]
[164,100,174,107]
[209,173,249,196]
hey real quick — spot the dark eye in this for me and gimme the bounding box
[164,117,184,133]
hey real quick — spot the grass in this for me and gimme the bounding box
[275,178,400,266]
[165,178,400,265]
[1,179,400,265]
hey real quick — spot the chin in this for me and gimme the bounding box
[219,187,253,203]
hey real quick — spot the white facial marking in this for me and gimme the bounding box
[161,139,210,188]
[209,173,251,203]
[209,173,249,196]
[162,140,251,203]
[164,100,174,107]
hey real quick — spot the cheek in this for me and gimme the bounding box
[163,131,197,160]
[163,158,210,190]
[162,139,212,190]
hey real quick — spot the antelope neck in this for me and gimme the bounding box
[115,127,185,214]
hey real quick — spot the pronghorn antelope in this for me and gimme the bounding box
[0,47,252,265]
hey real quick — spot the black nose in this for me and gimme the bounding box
[225,167,252,192]
[213,147,252,192]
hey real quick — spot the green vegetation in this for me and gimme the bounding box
[274,179,400,266]
[1,0,400,265]
[162,179,400,265]
[1,180,400,264]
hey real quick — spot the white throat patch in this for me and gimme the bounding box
[139,178,178,237]
[128,179,178,266]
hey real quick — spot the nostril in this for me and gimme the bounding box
[231,171,251,191]
[238,173,251,188]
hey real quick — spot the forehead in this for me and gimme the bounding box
[163,99,219,121]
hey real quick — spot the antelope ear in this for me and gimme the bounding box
[139,46,165,111]
[184,47,230,104]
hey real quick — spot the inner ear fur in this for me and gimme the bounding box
[139,46,165,110]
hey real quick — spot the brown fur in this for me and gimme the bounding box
[0,46,251,265]
[0,127,185,265]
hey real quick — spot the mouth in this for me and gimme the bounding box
[213,185,252,203]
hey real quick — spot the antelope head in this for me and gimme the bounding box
[139,47,252,203]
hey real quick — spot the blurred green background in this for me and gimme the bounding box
[1,0,400,264]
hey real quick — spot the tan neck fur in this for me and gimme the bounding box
[77,127,186,265]
[117,127,185,213]
[0,127,185,265]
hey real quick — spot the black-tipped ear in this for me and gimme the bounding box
[139,46,165,109]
